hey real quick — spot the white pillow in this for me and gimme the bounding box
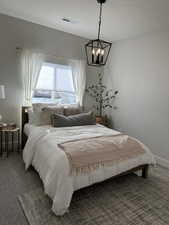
[32,103,59,112]
[28,111,51,126]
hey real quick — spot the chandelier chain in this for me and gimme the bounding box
[97,3,103,40]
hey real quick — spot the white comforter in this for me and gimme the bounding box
[23,124,155,216]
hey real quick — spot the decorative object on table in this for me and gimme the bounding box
[0,123,7,130]
[95,115,104,125]
[0,126,20,157]
[86,73,118,125]
[85,0,112,66]
[0,85,5,123]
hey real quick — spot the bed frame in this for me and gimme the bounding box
[21,106,149,178]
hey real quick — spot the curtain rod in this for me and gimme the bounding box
[16,47,85,62]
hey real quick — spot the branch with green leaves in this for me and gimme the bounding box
[86,73,118,117]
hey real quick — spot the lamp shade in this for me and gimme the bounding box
[0,85,5,99]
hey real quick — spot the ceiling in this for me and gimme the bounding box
[0,0,169,42]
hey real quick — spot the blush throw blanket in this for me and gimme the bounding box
[59,134,146,175]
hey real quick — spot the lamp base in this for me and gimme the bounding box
[96,116,105,125]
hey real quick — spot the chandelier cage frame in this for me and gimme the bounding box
[85,0,112,67]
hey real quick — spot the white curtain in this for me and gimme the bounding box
[69,59,86,106]
[21,49,44,106]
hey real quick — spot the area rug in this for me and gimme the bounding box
[18,166,169,225]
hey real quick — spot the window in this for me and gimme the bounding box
[33,63,76,104]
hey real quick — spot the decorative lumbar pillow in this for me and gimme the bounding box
[64,105,83,116]
[28,111,51,126]
[51,111,96,127]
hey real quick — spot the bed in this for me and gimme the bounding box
[22,106,155,216]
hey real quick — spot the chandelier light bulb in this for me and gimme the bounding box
[96,48,101,55]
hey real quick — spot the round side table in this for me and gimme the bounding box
[0,127,20,157]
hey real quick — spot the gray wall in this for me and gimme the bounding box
[104,31,169,160]
[0,14,88,126]
[1,13,168,161]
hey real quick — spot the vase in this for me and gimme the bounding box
[96,116,105,125]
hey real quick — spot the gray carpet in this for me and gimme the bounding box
[18,166,169,225]
[0,153,42,225]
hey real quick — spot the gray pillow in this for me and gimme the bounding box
[64,106,83,116]
[42,106,64,125]
[51,112,96,127]
[42,106,64,115]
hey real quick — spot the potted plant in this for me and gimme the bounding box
[86,73,118,125]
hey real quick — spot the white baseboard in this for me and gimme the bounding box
[155,155,169,169]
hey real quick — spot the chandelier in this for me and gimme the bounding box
[85,0,112,67]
